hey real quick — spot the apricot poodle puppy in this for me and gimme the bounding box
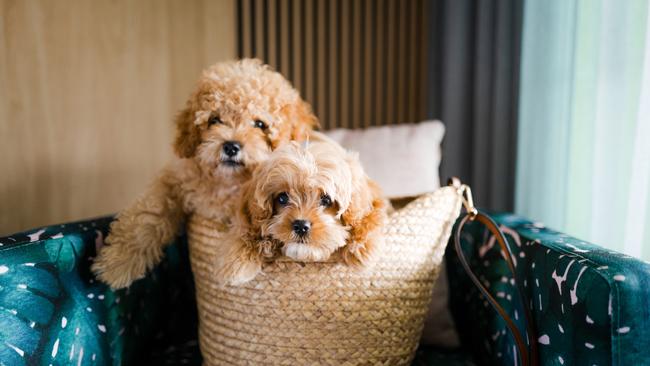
[92,59,317,289]
[214,139,387,285]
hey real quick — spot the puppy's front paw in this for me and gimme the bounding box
[92,244,150,289]
[342,238,379,267]
[215,258,261,286]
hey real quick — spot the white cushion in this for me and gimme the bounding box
[324,120,445,198]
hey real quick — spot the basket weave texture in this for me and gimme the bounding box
[188,187,462,365]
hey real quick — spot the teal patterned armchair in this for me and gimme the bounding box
[1,213,649,365]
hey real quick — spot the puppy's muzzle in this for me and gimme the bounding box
[292,220,311,238]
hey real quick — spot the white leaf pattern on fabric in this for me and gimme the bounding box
[538,335,550,345]
[571,266,588,305]
[552,260,576,295]
[28,229,45,242]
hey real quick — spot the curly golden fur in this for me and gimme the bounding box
[213,138,387,285]
[92,59,317,289]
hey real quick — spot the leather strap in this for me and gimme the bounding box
[454,211,539,366]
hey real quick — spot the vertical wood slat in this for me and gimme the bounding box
[401,0,412,124]
[315,0,325,123]
[254,0,265,60]
[362,0,373,129]
[352,0,362,129]
[304,0,314,106]
[374,0,386,127]
[241,0,252,58]
[416,0,426,121]
[280,0,290,77]
[396,0,405,124]
[237,0,244,58]
[340,0,350,129]
[311,0,319,118]
[418,0,428,122]
[262,0,269,61]
[334,0,342,129]
[328,0,338,130]
[385,0,397,126]
[409,0,419,123]
[236,0,429,130]
[249,0,257,57]
[267,0,278,70]
[292,0,302,95]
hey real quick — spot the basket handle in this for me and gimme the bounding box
[449,178,539,366]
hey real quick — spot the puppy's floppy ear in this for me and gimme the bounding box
[236,178,274,241]
[280,99,319,142]
[230,176,277,262]
[173,106,201,158]
[213,179,275,286]
[340,154,386,267]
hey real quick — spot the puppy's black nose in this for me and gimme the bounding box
[222,141,241,157]
[292,220,311,237]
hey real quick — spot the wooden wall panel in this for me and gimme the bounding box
[236,0,429,130]
[0,0,237,235]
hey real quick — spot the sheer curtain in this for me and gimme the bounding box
[516,0,650,259]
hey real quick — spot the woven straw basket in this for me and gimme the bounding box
[188,187,462,366]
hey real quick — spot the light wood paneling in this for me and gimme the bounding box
[0,0,237,235]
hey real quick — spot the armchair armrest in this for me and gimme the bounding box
[0,217,199,365]
[446,212,650,366]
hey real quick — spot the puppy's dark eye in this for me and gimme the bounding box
[320,194,332,207]
[276,192,289,206]
[208,116,223,126]
[254,120,267,129]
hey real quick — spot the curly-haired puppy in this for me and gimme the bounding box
[92,59,317,289]
[214,139,386,285]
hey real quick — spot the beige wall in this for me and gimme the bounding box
[0,0,236,235]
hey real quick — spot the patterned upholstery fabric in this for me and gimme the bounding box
[447,212,650,366]
[0,217,199,366]
[1,213,648,365]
